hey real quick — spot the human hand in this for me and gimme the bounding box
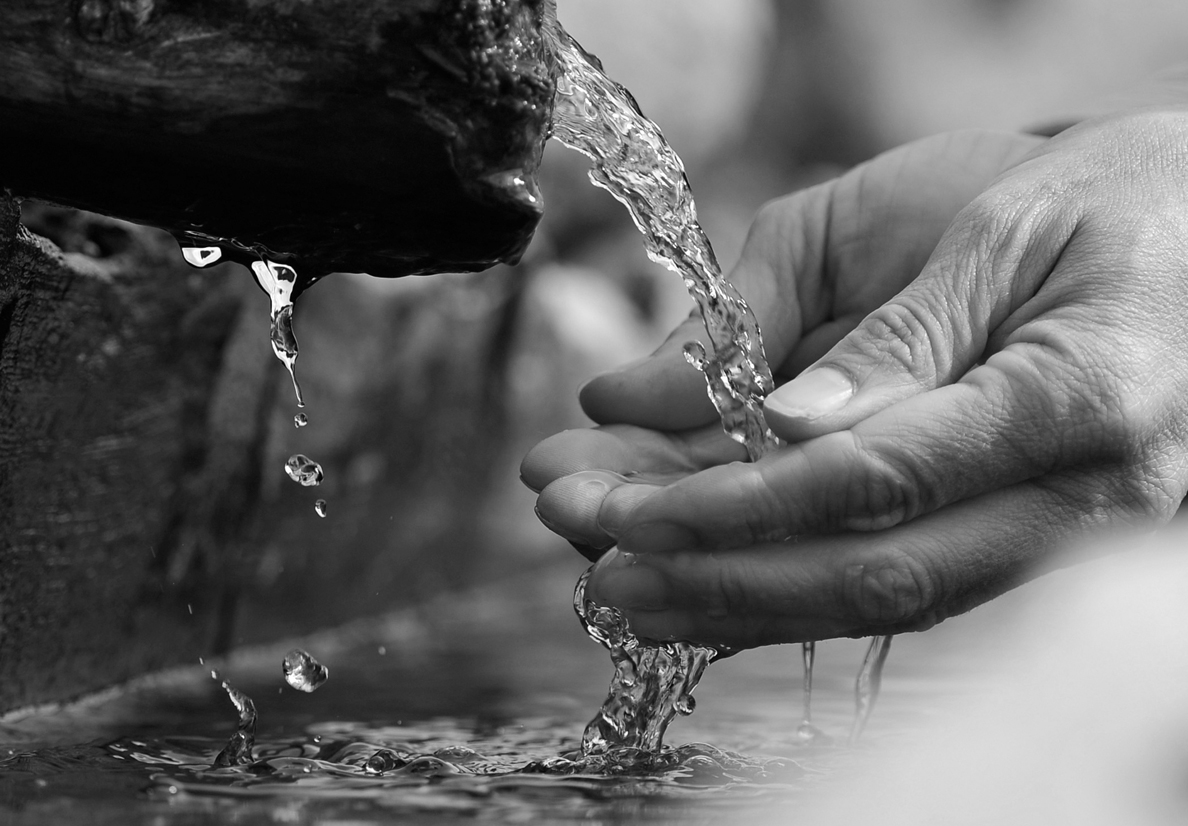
[523,112,1188,648]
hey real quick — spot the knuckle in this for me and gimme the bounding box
[841,550,937,628]
[712,554,765,618]
[852,298,948,385]
[844,436,928,531]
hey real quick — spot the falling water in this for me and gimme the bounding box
[181,239,330,517]
[850,635,893,744]
[179,241,304,408]
[572,570,721,761]
[548,23,890,748]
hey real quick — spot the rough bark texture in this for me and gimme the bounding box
[0,190,528,711]
[0,0,559,711]
[0,193,273,710]
[0,0,555,291]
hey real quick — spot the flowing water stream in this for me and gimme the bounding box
[545,22,892,754]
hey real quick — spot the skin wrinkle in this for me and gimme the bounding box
[840,548,938,628]
[842,429,920,531]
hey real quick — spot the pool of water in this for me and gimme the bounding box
[0,560,1019,825]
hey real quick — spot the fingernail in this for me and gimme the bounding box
[764,367,852,420]
[619,522,698,554]
[589,550,670,611]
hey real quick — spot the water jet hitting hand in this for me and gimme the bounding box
[539,17,892,750]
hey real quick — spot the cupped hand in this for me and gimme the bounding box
[523,112,1188,647]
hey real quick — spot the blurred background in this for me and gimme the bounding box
[227,0,1188,642]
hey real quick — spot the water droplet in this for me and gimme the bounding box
[284,454,323,487]
[364,749,406,775]
[314,499,327,518]
[282,648,329,693]
[377,646,386,656]
[187,603,192,615]
[682,340,707,370]
[293,413,308,428]
[675,695,696,716]
[181,246,222,267]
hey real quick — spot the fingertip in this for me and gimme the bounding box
[763,367,854,442]
[587,550,671,611]
[536,470,625,549]
[579,318,717,429]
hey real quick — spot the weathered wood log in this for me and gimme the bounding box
[0,0,555,292]
[0,193,275,710]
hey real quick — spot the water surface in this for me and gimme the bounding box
[0,563,988,825]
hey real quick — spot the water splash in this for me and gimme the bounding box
[211,675,257,768]
[283,648,330,693]
[572,570,721,760]
[284,454,324,487]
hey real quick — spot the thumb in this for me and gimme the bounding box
[762,187,1076,443]
[579,186,834,429]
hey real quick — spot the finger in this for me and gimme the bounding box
[763,177,1079,444]
[585,468,1145,649]
[616,299,1146,553]
[579,186,833,428]
[526,424,747,549]
[537,471,662,551]
[578,313,716,429]
[519,422,745,493]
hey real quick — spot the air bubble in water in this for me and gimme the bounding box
[283,648,329,693]
[181,246,222,267]
[285,454,323,487]
[294,413,308,428]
